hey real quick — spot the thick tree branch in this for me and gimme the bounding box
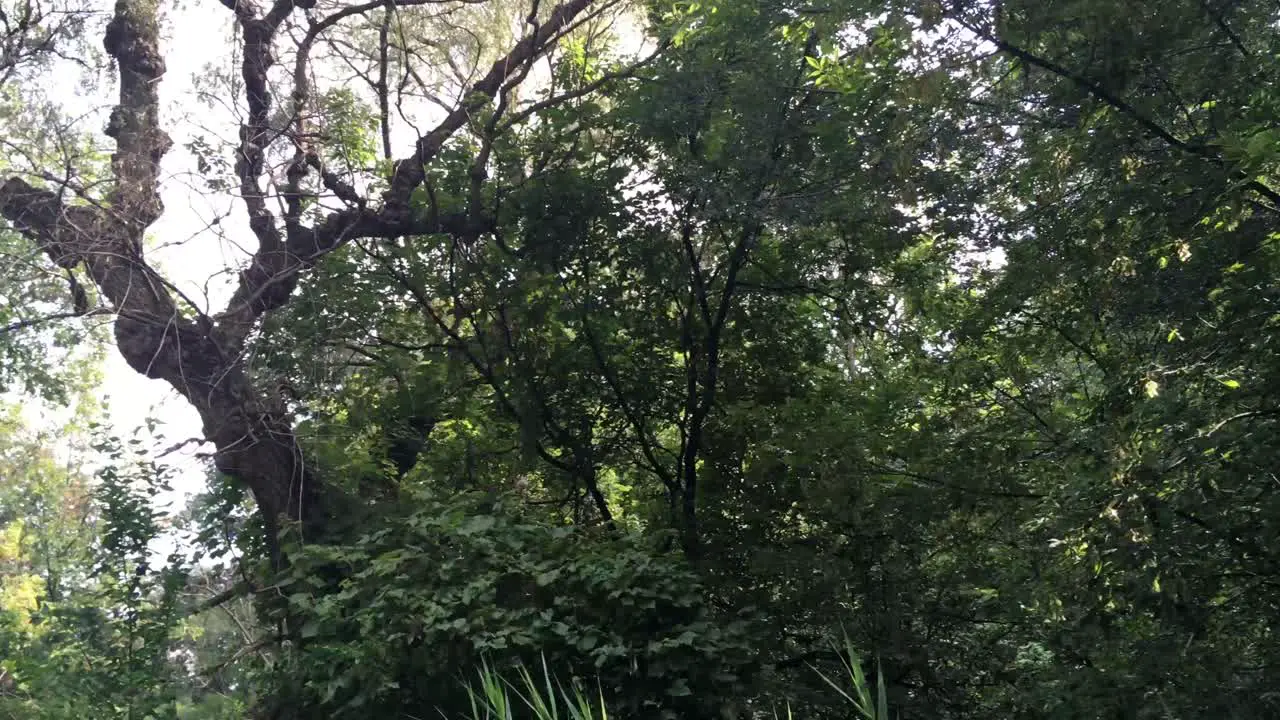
[219,0,304,323]
[216,207,481,346]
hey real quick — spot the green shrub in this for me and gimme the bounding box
[255,490,755,719]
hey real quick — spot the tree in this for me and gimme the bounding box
[0,0,621,558]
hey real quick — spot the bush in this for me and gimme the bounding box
[256,490,755,719]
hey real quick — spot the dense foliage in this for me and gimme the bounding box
[2,0,1280,717]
